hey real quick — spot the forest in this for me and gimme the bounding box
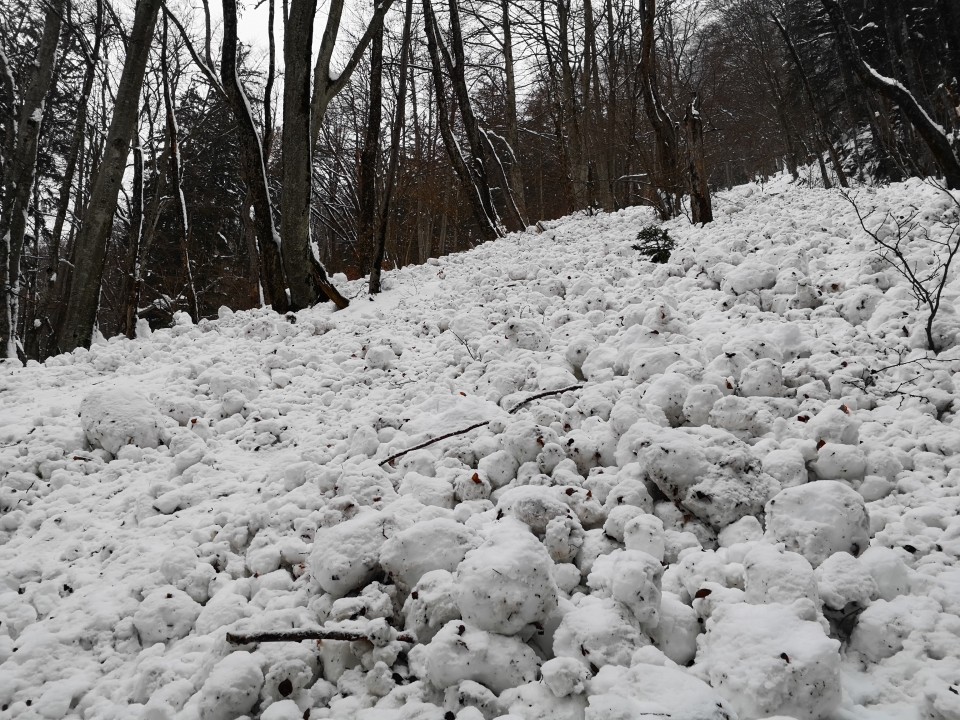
[1,0,959,362]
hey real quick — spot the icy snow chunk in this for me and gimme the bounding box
[132,586,201,645]
[541,657,591,698]
[721,260,778,294]
[718,515,763,546]
[502,681,588,720]
[858,546,910,601]
[478,450,520,489]
[380,518,477,590]
[586,549,662,624]
[743,544,818,605]
[623,514,665,561]
[682,384,722,426]
[497,485,573,535]
[366,344,396,370]
[807,405,859,445]
[814,551,878,611]
[739,358,784,397]
[79,384,165,454]
[554,595,650,670]
[398,472,455,508]
[765,480,870,567]
[403,570,461,644]
[586,663,734,720]
[849,595,942,662]
[413,620,539,693]
[698,601,841,720]
[627,347,684,384]
[197,651,264,720]
[650,591,699,665]
[309,509,398,597]
[761,448,808,488]
[641,373,692,427]
[809,443,866,481]
[455,519,557,634]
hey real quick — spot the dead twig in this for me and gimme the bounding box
[378,384,583,467]
[226,628,415,645]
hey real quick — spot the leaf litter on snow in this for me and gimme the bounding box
[2,175,960,719]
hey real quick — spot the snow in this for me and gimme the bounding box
[2,175,960,719]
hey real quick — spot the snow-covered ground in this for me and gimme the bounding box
[2,176,960,720]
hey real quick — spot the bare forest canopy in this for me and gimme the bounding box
[1,0,959,362]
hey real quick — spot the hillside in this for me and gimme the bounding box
[2,177,960,720]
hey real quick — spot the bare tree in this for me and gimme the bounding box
[1,0,65,359]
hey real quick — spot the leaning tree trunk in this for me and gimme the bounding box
[1,0,64,359]
[282,0,349,310]
[220,0,289,311]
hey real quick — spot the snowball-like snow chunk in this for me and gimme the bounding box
[502,681,587,720]
[623,514,665,561]
[739,358,783,397]
[541,657,591,697]
[365,345,395,370]
[651,591,699,665]
[586,663,735,720]
[721,260,778,294]
[642,373,692,427]
[698,601,841,720]
[682,384,722,426]
[858,546,910,600]
[413,620,540,693]
[765,481,870,567]
[587,549,662,624]
[762,448,808,488]
[554,595,650,670]
[398,472,455,508]
[849,595,942,662]
[380,518,477,589]
[718,515,763,546]
[497,486,572,535]
[309,510,398,597]
[133,586,201,645]
[197,651,264,720]
[80,384,164,454]
[403,570,461,644]
[456,519,557,635]
[809,443,866,481]
[807,405,860,445]
[814,551,878,611]
[743,544,818,605]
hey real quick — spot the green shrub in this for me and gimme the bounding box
[632,226,674,263]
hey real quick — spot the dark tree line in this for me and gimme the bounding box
[2,0,959,361]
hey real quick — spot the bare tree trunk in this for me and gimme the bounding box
[220,0,289,311]
[684,93,712,225]
[359,23,384,290]
[501,0,528,224]
[370,0,413,294]
[422,0,501,240]
[282,0,349,310]
[1,0,64,359]
[56,0,161,354]
[122,136,145,337]
[638,0,680,219]
[161,16,199,322]
[556,0,589,209]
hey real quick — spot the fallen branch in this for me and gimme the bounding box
[226,628,415,645]
[379,384,583,467]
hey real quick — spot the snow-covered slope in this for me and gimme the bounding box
[2,176,960,720]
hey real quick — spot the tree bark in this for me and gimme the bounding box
[220,0,289,311]
[161,15,199,322]
[638,0,681,219]
[370,0,413,294]
[1,0,64,359]
[358,23,384,288]
[501,0,528,224]
[684,93,712,225]
[282,0,348,310]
